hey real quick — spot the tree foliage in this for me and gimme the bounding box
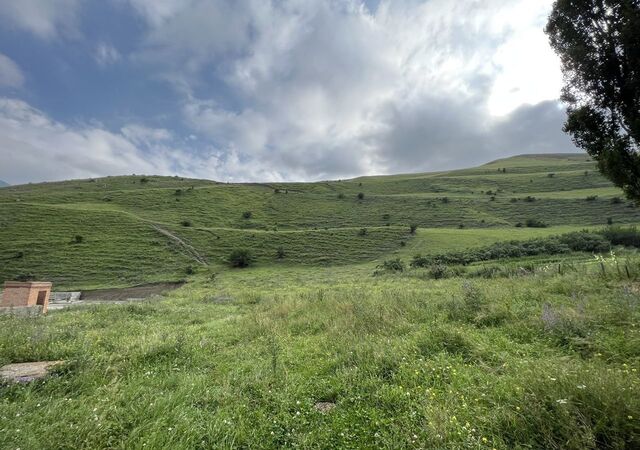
[546,0,640,200]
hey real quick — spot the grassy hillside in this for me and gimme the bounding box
[1,153,639,289]
[1,256,638,449]
[1,153,640,448]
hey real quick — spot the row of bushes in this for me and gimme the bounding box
[410,227,640,268]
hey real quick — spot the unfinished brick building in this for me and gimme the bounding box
[1,281,52,313]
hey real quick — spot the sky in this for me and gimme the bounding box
[0,0,578,185]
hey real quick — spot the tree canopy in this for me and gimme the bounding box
[546,0,640,200]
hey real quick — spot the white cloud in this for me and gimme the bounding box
[0,0,81,39]
[0,97,294,184]
[0,0,577,184]
[148,0,575,179]
[94,43,121,67]
[0,53,24,88]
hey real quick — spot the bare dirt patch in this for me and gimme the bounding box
[80,282,185,301]
[0,361,65,383]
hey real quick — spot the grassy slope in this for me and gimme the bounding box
[1,154,639,448]
[1,153,639,289]
[0,260,638,449]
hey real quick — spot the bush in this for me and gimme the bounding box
[140,177,149,183]
[276,247,285,259]
[374,258,406,274]
[337,193,345,199]
[429,264,449,279]
[181,220,192,227]
[409,224,418,234]
[185,265,195,275]
[242,211,252,219]
[441,197,450,204]
[525,218,548,228]
[599,226,640,248]
[585,195,598,201]
[524,196,536,202]
[358,228,368,236]
[72,235,83,244]
[175,189,183,196]
[228,249,254,268]
[357,192,365,200]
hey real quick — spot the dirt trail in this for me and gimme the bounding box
[152,225,208,265]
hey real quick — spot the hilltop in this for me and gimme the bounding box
[1,153,638,289]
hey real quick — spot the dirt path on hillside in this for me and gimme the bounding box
[152,225,208,265]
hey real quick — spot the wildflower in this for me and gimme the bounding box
[482,437,488,443]
[577,385,586,389]
[556,399,568,404]
[629,415,634,420]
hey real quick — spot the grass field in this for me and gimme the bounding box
[1,153,639,448]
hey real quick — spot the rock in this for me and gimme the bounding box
[313,402,336,414]
[0,361,65,383]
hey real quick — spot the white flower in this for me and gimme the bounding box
[556,399,568,404]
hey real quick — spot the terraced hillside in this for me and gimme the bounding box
[1,153,638,288]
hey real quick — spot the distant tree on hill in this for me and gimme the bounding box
[546,1,640,201]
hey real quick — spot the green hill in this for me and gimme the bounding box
[1,153,638,289]
[2,153,639,449]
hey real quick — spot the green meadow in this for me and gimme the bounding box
[1,153,639,448]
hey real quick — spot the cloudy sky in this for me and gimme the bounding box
[0,0,577,185]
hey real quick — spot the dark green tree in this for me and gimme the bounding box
[546,0,640,201]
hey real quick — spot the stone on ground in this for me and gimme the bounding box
[0,361,65,383]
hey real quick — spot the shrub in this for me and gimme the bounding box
[242,211,252,219]
[458,223,465,229]
[382,213,390,220]
[276,247,285,259]
[337,193,345,199]
[599,226,640,248]
[72,235,83,244]
[429,264,449,280]
[185,265,195,275]
[409,224,418,234]
[180,220,192,227]
[607,217,614,225]
[548,173,555,178]
[175,189,183,196]
[585,195,598,201]
[611,196,623,204]
[558,232,610,253]
[357,192,365,200]
[525,218,548,228]
[228,249,254,268]
[400,241,406,247]
[524,196,536,202]
[441,197,450,204]
[375,258,406,274]
[515,222,523,228]
[140,177,149,183]
[358,228,368,236]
